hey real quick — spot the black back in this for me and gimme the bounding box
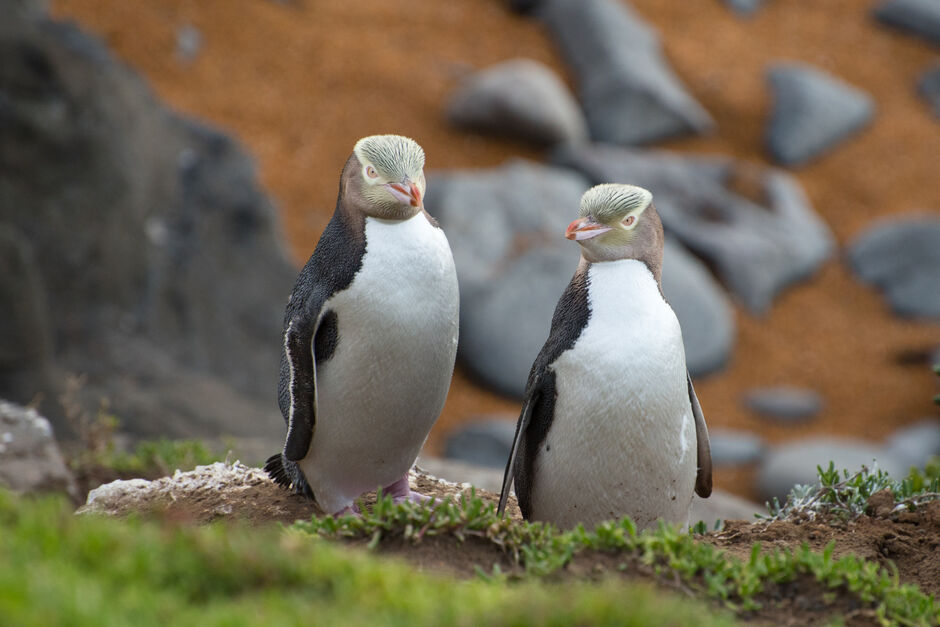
[498,266,591,517]
[267,179,366,497]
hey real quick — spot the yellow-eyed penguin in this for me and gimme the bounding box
[497,183,712,530]
[265,135,459,515]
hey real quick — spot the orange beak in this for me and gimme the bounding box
[387,181,423,208]
[565,217,612,241]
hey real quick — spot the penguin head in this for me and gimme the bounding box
[346,134,427,220]
[566,184,664,269]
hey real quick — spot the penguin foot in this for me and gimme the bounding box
[382,475,433,505]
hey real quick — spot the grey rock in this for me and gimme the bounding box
[847,213,940,319]
[427,161,588,397]
[444,417,517,468]
[448,58,588,146]
[537,0,712,145]
[708,429,766,465]
[0,400,78,499]
[416,455,504,493]
[873,0,940,46]
[723,0,766,16]
[0,8,295,438]
[428,159,733,398]
[745,386,823,421]
[0,227,58,409]
[553,144,834,312]
[918,64,940,117]
[766,62,875,167]
[662,238,735,376]
[691,490,764,528]
[460,246,580,398]
[884,418,940,467]
[757,438,908,504]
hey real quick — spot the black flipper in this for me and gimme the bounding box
[688,373,713,498]
[498,392,536,516]
[267,168,366,496]
[498,265,591,519]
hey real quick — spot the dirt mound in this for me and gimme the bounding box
[78,462,939,607]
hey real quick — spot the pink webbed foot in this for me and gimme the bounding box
[383,475,433,506]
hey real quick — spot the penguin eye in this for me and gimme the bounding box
[365,165,378,179]
[622,215,636,227]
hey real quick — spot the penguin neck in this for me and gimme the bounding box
[582,255,664,298]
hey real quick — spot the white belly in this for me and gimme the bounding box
[299,214,459,512]
[531,259,695,530]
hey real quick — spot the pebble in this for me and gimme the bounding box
[766,62,875,167]
[847,213,940,319]
[744,386,824,422]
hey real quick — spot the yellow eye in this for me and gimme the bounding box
[365,165,378,179]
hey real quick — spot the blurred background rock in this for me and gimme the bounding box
[1,0,938,508]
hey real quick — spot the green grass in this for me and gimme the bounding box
[69,436,224,477]
[294,490,938,625]
[0,489,733,627]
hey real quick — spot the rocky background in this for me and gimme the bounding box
[1,0,938,507]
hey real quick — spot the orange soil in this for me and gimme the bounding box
[52,0,939,500]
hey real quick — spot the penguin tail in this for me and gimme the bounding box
[264,453,315,500]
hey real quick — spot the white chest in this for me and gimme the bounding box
[299,213,459,512]
[533,259,696,529]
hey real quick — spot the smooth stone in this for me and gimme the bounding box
[444,417,518,468]
[553,144,834,313]
[745,386,824,421]
[662,238,735,376]
[723,0,766,16]
[884,419,940,467]
[918,64,940,117]
[427,161,589,398]
[448,58,588,145]
[429,159,735,397]
[766,62,875,167]
[756,438,908,504]
[0,400,78,499]
[459,245,579,398]
[415,455,504,493]
[873,0,940,46]
[847,213,940,319]
[537,0,712,145]
[708,429,766,465]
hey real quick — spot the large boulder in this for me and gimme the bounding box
[428,160,734,398]
[0,4,295,441]
[553,144,834,313]
[536,0,712,145]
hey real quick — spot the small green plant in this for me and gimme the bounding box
[765,461,940,521]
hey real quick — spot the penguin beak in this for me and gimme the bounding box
[386,181,423,208]
[565,217,612,241]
